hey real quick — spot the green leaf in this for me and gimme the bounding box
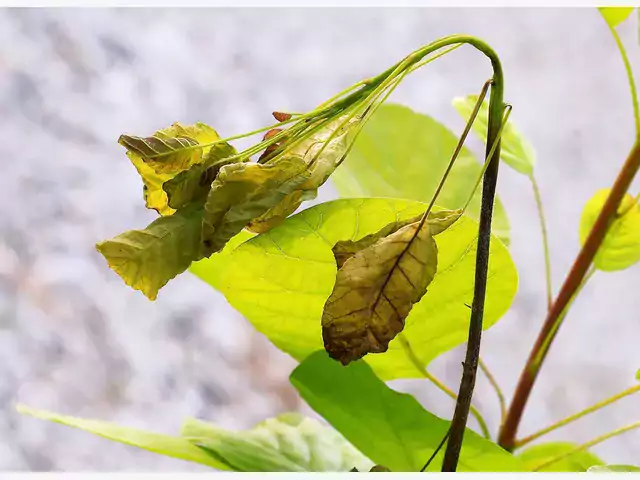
[119,122,222,175]
[517,442,605,472]
[599,7,634,28]
[163,141,238,210]
[201,157,311,256]
[636,368,640,381]
[290,351,525,472]
[589,464,640,472]
[16,404,227,470]
[96,204,204,300]
[192,198,517,380]
[322,210,461,365]
[452,95,536,176]
[182,413,373,472]
[330,103,510,246]
[579,189,640,271]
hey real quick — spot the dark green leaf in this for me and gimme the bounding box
[290,351,525,472]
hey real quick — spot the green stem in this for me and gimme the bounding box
[606,20,640,134]
[479,357,507,425]
[399,335,491,439]
[530,174,553,311]
[531,421,640,472]
[515,383,640,449]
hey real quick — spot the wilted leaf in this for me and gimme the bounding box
[119,122,222,175]
[96,204,204,300]
[579,189,640,271]
[163,141,238,210]
[599,7,634,28]
[290,351,525,472]
[331,103,510,246]
[322,209,461,365]
[192,198,518,380]
[201,158,311,256]
[589,464,640,472]
[452,95,536,176]
[182,413,373,472]
[517,442,605,472]
[129,155,175,216]
[16,404,227,470]
[248,114,362,233]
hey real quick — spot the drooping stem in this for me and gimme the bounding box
[479,357,507,425]
[515,383,640,449]
[442,45,504,472]
[529,174,553,310]
[499,141,640,451]
[399,335,491,439]
[530,421,640,472]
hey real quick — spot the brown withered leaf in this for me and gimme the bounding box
[322,209,462,365]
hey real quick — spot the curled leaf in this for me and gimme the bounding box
[579,189,640,271]
[129,155,175,216]
[119,122,222,175]
[322,209,461,365]
[162,141,238,210]
[96,204,204,300]
[248,115,362,233]
[201,158,311,256]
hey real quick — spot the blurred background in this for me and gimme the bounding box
[1,7,640,472]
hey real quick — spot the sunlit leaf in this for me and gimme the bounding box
[201,158,311,256]
[192,198,517,380]
[635,368,640,381]
[579,189,640,271]
[182,413,373,472]
[290,351,525,472]
[599,7,634,28]
[331,103,510,246]
[589,464,640,472]
[119,122,222,175]
[96,204,204,300]
[16,404,227,470]
[517,442,605,472]
[452,95,536,176]
[163,141,238,210]
[322,210,461,365]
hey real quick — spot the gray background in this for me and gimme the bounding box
[1,7,639,471]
